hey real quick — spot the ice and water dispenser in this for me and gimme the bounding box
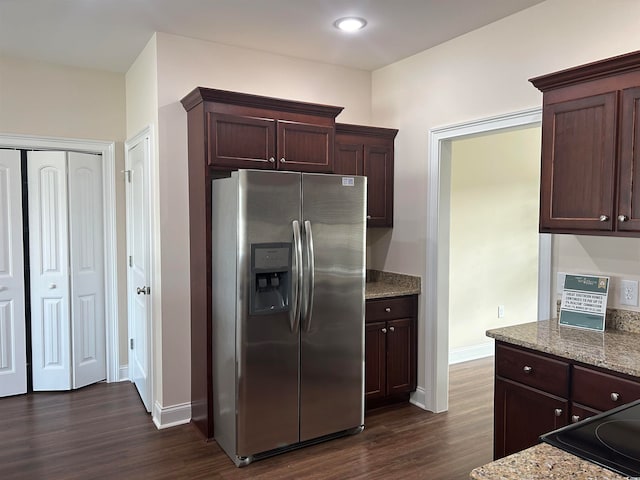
[250,243,291,315]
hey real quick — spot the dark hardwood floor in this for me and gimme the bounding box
[0,357,494,480]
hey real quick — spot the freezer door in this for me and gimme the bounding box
[236,170,302,456]
[300,173,366,441]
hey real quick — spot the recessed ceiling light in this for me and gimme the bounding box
[333,17,367,32]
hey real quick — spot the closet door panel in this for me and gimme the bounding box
[68,152,105,388]
[0,150,27,397]
[28,151,71,391]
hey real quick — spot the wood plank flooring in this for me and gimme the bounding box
[0,357,494,480]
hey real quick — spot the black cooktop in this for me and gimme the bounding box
[541,399,640,478]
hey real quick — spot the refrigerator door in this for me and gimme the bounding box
[299,173,366,441]
[236,170,302,456]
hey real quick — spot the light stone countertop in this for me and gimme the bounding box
[469,443,626,480]
[486,318,640,378]
[365,270,421,300]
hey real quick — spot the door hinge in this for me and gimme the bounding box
[130,338,134,350]
[128,255,133,267]
[123,169,132,183]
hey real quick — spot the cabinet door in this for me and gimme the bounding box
[365,321,386,400]
[207,112,276,169]
[539,92,617,232]
[364,144,394,227]
[386,318,415,396]
[618,86,640,232]
[494,377,569,459]
[277,121,334,173]
[334,141,363,176]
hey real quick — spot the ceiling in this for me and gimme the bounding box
[0,0,546,73]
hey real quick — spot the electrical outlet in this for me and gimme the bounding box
[498,305,505,318]
[620,279,639,307]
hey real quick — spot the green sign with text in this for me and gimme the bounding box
[559,274,609,331]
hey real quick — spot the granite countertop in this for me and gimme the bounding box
[469,443,625,480]
[486,318,640,378]
[365,270,421,300]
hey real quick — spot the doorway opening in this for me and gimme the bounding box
[423,108,550,413]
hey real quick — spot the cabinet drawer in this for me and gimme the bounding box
[366,296,416,322]
[496,344,569,398]
[572,365,640,411]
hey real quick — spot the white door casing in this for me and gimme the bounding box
[0,149,27,397]
[28,151,72,391]
[126,134,152,412]
[68,152,106,389]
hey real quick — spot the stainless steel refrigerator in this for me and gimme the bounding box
[211,169,366,466]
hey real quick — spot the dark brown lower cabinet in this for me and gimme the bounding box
[494,377,568,459]
[494,341,640,459]
[365,295,417,410]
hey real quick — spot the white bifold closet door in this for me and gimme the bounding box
[28,150,106,391]
[0,149,27,397]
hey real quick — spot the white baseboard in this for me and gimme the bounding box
[119,365,129,382]
[449,341,494,365]
[410,387,428,411]
[152,400,192,429]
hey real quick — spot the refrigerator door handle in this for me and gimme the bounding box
[291,220,303,333]
[302,220,315,332]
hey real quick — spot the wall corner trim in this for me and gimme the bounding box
[152,400,192,429]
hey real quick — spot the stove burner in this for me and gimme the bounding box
[541,399,640,478]
[595,419,640,462]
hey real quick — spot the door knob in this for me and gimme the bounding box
[381,328,387,334]
[523,365,533,374]
[611,392,620,402]
[48,283,57,289]
[385,307,391,312]
[599,214,609,222]
[554,408,563,417]
[571,415,581,423]
[136,286,150,295]
[389,326,395,332]
[618,215,628,222]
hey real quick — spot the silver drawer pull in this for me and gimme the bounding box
[611,392,620,402]
[268,157,275,163]
[571,415,580,423]
[554,408,563,417]
[381,328,387,334]
[280,157,286,163]
[385,307,391,313]
[599,214,609,222]
[618,214,629,222]
[389,326,395,332]
[523,365,533,374]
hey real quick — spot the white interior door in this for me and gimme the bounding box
[126,138,151,412]
[68,152,106,389]
[28,151,71,391]
[0,149,27,397]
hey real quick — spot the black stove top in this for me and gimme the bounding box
[541,399,640,478]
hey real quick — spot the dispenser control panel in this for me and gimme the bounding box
[250,243,291,315]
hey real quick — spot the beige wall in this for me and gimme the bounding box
[371,0,640,401]
[151,33,373,407]
[0,54,129,366]
[449,127,541,354]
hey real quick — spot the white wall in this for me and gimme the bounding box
[370,0,640,409]
[150,33,373,408]
[449,127,541,361]
[0,54,128,364]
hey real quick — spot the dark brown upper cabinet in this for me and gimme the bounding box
[335,123,398,228]
[530,50,640,235]
[182,87,343,173]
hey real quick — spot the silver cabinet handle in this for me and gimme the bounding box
[366,215,371,220]
[280,157,286,163]
[268,157,275,163]
[136,286,150,295]
[599,214,609,222]
[381,328,387,334]
[611,392,620,402]
[554,408,563,417]
[385,307,391,313]
[389,326,395,332]
[571,415,580,423]
[523,365,533,374]
[618,215,628,222]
